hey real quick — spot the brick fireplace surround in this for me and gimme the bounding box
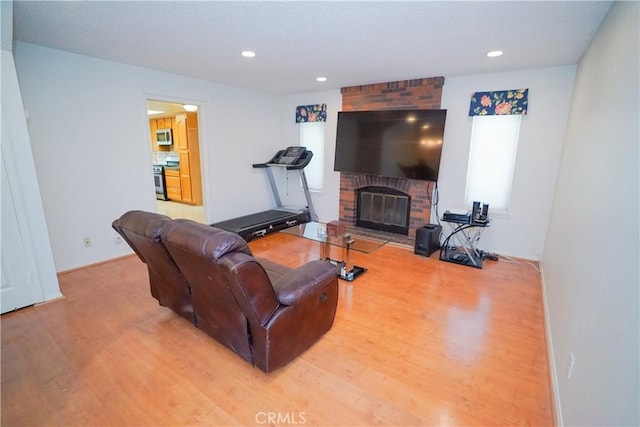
[338,77,444,246]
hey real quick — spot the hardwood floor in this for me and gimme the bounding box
[1,233,554,426]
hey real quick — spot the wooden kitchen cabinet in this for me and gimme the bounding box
[175,114,188,151]
[164,169,182,201]
[174,112,202,205]
[179,151,192,202]
[149,118,157,145]
[156,118,168,129]
[149,118,171,152]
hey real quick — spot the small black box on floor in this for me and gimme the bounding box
[414,224,442,257]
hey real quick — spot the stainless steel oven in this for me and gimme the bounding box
[153,165,168,200]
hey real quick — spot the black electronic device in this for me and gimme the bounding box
[414,224,442,257]
[472,201,481,220]
[473,202,489,224]
[442,211,471,224]
[334,109,447,181]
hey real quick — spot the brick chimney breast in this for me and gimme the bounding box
[338,76,445,242]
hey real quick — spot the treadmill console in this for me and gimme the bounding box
[253,146,313,170]
[274,146,306,165]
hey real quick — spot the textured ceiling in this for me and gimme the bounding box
[12,1,612,95]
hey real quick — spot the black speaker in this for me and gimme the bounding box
[472,201,481,220]
[414,224,442,257]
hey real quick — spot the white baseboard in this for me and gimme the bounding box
[539,261,563,426]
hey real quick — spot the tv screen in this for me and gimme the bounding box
[334,109,447,181]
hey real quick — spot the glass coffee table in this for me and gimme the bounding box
[280,222,389,281]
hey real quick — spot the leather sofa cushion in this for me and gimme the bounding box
[117,210,170,240]
[256,257,293,283]
[162,219,252,259]
[113,210,171,260]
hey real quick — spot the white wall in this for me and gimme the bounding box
[274,68,577,261]
[542,2,639,426]
[438,66,577,260]
[14,42,282,272]
[278,90,342,223]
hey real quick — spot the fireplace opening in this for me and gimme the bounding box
[356,186,411,235]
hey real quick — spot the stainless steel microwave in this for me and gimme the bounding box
[156,128,172,145]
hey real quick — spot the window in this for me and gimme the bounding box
[299,122,325,191]
[464,115,521,212]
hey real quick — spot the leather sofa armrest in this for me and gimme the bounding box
[272,260,338,306]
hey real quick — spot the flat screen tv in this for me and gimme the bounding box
[334,109,447,182]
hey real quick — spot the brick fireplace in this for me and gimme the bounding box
[338,76,444,243]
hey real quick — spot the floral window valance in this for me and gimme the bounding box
[469,88,528,116]
[296,104,327,123]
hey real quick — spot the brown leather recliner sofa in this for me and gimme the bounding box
[112,210,339,373]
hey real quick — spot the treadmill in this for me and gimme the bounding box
[212,146,318,241]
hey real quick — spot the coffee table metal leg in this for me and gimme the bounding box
[338,236,367,281]
[320,234,368,282]
[320,241,330,260]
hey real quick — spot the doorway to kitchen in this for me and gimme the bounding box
[147,99,206,224]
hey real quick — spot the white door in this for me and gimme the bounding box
[1,132,42,313]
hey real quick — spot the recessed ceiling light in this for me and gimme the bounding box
[241,51,256,58]
[487,50,504,58]
[316,77,327,82]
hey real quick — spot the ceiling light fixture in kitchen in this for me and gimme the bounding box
[241,51,256,58]
[316,77,327,82]
[487,50,504,57]
[183,104,198,112]
[147,109,164,115]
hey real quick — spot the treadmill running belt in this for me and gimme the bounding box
[214,209,294,232]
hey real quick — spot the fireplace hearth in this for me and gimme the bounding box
[338,172,434,244]
[356,186,411,235]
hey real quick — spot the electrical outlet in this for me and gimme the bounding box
[83,237,92,248]
[114,235,123,244]
[566,353,575,379]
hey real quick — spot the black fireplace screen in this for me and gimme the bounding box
[356,186,411,235]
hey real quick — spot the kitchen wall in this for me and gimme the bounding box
[152,150,179,165]
[14,41,282,272]
[542,2,639,425]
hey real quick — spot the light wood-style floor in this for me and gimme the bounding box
[1,233,554,426]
